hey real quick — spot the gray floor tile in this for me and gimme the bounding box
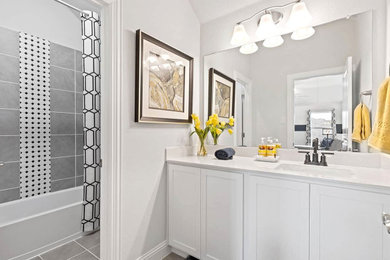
[0,162,20,190]
[51,157,75,180]
[0,27,19,57]
[28,256,42,260]
[41,241,84,260]
[51,112,75,135]
[76,231,100,249]
[51,66,75,92]
[89,244,100,258]
[0,188,19,203]
[51,178,75,192]
[0,81,19,109]
[51,43,75,70]
[163,253,185,260]
[51,90,75,113]
[0,136,20,162]
[0,109,19,135]
[51,135,75,157]
[70,251,97,260]
[0,54,19,83]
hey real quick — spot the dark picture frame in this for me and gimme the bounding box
[135,30,194,123]
[208,68,236,120]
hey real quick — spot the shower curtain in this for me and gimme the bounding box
[81,11,101,232]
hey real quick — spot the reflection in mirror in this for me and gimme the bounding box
[203,11,373,152]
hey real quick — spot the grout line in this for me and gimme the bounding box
[51,64,76,72]
[51,111,83,115]
[0,108,19,111]
[73,240,100,259]
[51,155,76,160]
[67,250,88,260]
[74,50,77,188]
[52,176,76,182]
[51,88,77,94]
[0,186,19,192]
[0,79,19,85]
[0,52,18,59]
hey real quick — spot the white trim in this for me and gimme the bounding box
[136,241,171,260]
[171,247,189,258]
[233,71,253,147]
[286,66,345,149]
[100,0,122,259]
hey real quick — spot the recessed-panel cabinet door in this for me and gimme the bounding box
[310,185,390,260]
[201,169,243,260]
[244,175,310,260]
[168,164,201,258]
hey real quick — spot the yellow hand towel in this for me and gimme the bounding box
[368,78,390,153]
[352,104,371,143]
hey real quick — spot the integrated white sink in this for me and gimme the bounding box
[275,163,354,177]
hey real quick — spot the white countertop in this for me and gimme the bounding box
[167,155,390,190]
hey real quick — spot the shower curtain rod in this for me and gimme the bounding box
[53,0,89,16]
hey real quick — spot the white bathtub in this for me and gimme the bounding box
[0,187,83,260]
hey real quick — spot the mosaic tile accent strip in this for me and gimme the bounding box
[81,11,101,232]
[19,32,51,198]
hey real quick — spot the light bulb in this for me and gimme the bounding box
[288,2,313,29]
[230,23,250,46]
[263,35,284,48]
[291,26,315,40]
[239,42,258,54]
[256,13,279,39]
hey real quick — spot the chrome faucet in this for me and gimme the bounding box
[298,138,334,166]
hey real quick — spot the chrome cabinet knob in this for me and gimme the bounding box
[0,162,4,167]
[382,213,390,234]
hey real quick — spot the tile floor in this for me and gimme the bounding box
[29,231,100,260]
[163,253,185,260]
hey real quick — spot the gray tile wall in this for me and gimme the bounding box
[50,42,84,193]
[0,26,84,203]
[0,27,21,203]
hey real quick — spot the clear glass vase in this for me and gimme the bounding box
[197,139,207,156]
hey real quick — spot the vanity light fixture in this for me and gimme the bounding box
[239,42,259,54]
[230,0,315,53]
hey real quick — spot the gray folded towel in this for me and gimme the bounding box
[215,148,236,160]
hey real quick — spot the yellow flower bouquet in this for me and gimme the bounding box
[190,114,210,156]
[207,114,234,145]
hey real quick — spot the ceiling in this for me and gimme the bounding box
[189,0,264,24]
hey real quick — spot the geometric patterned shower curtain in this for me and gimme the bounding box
[81,11,101,232]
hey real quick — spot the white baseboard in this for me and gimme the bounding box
[136,240,172,260]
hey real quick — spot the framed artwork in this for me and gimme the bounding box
[208,68,236,120]
[135,30,194,123]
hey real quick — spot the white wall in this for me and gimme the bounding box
[0,0,100,50]
[200,0,387,142]
[120,0,200,258]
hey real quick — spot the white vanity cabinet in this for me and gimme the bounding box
[168,164,243,260]
[201,169,243,260]
[244,175,310,260]
[310,185,390,260]
[168,165,201,258]
[168,161,390,260]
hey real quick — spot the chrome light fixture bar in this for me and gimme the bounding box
[231,0,315,54]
